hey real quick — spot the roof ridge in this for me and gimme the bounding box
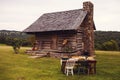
[44,9,83,15]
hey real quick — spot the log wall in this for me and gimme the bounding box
[36,33,53,49]
[57,33,77,51]
[35,31,79,52]
[76,32,83,51]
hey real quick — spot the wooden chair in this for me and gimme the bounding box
[77,60,88,74]
[87,60,97,74]
[64,59,75,76]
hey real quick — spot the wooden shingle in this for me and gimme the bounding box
[23,9,87,32]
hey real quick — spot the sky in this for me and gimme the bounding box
[0,0,120,31]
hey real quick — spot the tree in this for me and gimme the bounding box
[95,43,102,50]
[10,38,22,54]
[94,31,120,50]
[102,40,119,51]
[110,40,119,51]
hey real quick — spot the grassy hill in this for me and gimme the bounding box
[0,45,120,80]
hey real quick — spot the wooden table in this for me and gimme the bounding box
[61,59,97,74]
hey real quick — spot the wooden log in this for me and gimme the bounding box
[58,37,76,40]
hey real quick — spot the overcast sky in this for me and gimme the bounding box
[0,0,120,31]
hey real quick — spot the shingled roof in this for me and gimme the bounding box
[23,9,88,32]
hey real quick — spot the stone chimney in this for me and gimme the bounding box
[83,1,93,23]
[82,1,95,55]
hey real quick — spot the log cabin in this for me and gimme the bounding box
[23,1,96,55]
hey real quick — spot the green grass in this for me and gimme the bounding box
[0,46,120,80]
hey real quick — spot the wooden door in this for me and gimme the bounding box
[52,35,57,49]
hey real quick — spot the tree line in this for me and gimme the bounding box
[0,30,120,51]
[94,31,120,51]
[0,30,33,46]
[0,30,36,53]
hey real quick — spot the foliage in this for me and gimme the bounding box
[0,30,32,46]
[94,31,120,50]
[102,40,119,51]
[0,45,120,80]
[62,41,73,52]
[62,46,73,53]
[9,38,22,54]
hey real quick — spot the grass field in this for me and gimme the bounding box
[0,45,120,80]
